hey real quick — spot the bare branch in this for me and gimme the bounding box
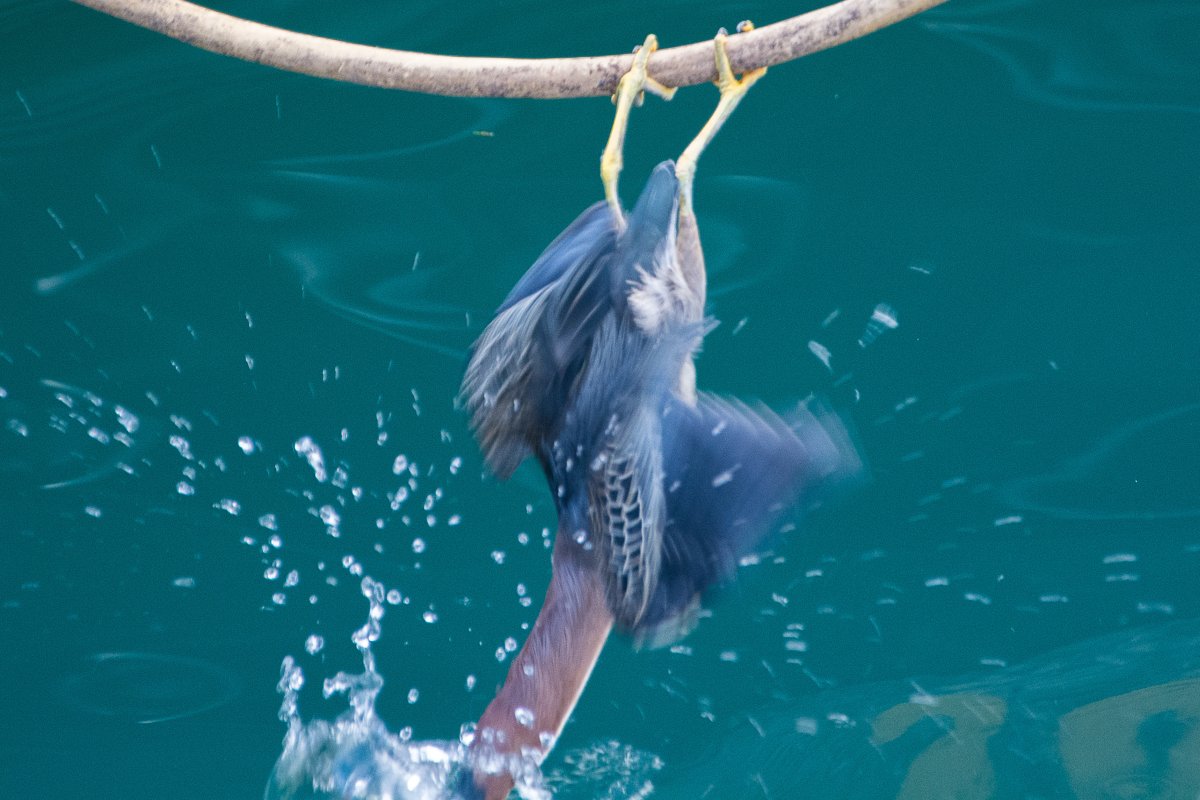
[71,0,947,99]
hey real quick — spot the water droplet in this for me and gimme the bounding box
[293,436,327,482]
[711,466,739,487]
[808,340,833,371]
[215,498,241,515]
[514,707,535,728]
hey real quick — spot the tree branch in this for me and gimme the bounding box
[70,0,947,99]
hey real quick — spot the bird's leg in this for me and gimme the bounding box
[671,22,766,365]
[675,22,766,215]
[600,34,676,227]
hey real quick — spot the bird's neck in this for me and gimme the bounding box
[465,533,613,799]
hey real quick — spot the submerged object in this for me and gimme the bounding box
[457,30,863,799]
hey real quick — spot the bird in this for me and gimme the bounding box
[454,28,863,800]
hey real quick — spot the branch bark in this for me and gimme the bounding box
[70,0,947,99]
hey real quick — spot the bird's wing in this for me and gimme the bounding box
[631,392,865,648]
[462,204,617,478]
[496,202,613,313]
[588,401,666,630]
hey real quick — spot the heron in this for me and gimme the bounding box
[456,27,862,799]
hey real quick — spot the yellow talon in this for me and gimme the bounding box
[600,35,676,226]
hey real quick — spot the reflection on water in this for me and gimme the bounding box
[925,0,1200,115]
[58,651,240,724]
[265,100,510,168]
[669,620,1200,798]
[1003,403,1200,522]
[694,174,808,298]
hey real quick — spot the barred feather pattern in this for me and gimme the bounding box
[588,407,665,628]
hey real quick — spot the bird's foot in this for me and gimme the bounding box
[601,34,676,225]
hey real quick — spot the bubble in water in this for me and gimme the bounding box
[407,688,420,704]
[237,436,255,454]
[392,454,409,475]
[412,538,426,554]
[422,610,438,624]
[514,707,535,728]
[305,635,324,654]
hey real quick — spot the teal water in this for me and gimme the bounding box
[2,0,1199,797]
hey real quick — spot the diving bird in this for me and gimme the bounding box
[456,29,863,799]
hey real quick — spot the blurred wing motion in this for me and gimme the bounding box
[632,393,865,648]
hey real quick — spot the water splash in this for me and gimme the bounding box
[265,576,549,800]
